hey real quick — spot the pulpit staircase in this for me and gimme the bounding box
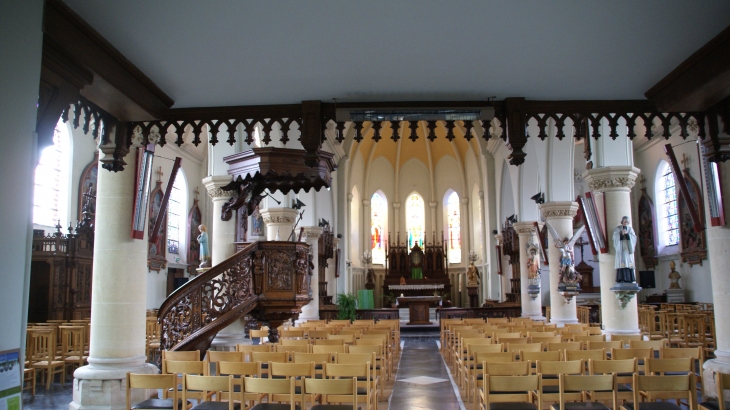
[157,240,313,356]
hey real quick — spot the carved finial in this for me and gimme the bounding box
[639,174,646,190]
[681,153,690,171]
[156,166,163,183]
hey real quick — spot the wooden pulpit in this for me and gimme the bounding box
[397,296,441,325]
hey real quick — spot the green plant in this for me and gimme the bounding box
[336,293,357,321]
[381,292,397,307]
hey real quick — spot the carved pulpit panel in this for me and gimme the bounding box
[148,175,167,272]
[678,163,707,266]
[638,178,658,269]
[187,196,202,275]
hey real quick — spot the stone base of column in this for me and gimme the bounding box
[703,351,730,400]
[550,317,580,327]
[71,357,157,410]
[210,318,249,351]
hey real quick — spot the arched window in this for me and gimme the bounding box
[656,161,679,248]
[370,191,387,265]
[406,193,425,249]
[167,170,188,255]
[34,120,70,227]
[446,191,462,264]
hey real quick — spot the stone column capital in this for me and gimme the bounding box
[259,207,299,224]
[429,201,438,208]
[540,201,579,220]
[202,175,234,199]
[301,226,323,242]
[461,197,469,205]
[513,221,538,236]
[392,202,401,209]
[494,233,503,243]
[362,199,370,207]
[582,166,640,193]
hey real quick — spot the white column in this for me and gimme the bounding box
[73,150,156,410]
[539,201,580,326]
[260,207,298,241]
[298,227,323,322]
[429,201,438,237]
[584,166,641,336]
[514,221,544,320]
[203,176,247,350]
[362,199,370,257]
[461,197,470,265]
[392,202,401,239]
[703,157,730,391]
[202,176,235,265]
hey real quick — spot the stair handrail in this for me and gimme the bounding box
[157,241,259,352]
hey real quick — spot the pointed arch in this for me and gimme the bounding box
[405,192,425,249]
[370,191,388,265]
[444,189,462,264]
[167,168,188,257]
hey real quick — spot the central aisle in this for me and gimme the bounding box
[389,338,464,410]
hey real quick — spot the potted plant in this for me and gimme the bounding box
[381,292,397,308]
[439,291,452,308]
[335,293,357,322]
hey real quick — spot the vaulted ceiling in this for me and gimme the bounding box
[62,1,730,108]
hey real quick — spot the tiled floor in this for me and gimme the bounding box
[22,379,73,410]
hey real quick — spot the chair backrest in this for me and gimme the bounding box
[346,344,380,356]
[293,352,332,365]
[611,348,653,362]
[547,342,581,352]
[274,344,309,354]
[164,360,206,376]
[475,351,515,363]
[715,372,730,410]
[250,352,287,365]
[243,376,296,403]
[530,336,562,345]
[572,334,606,346]
[485,374,540,404]
[281,338,310,346]
[182,375,235,410]
[270,361,315,378]
[629,339,668,351]
[645,358,694,375]
[205,351,243,367]
[312,345,347,355]
[469,344,503,355]
[632,374,695,406]
[586,341,621,351]
[611,334,642,347]
[659,346,703,362]
[564,348,605,362]
[28,329,56,361]
[528,331,557,338]
[484,361,530,376]
[307,330,333,339]
[507,343,542,353]
[589,358,637,383]
[280,329,305,339]
[314,339,345,346]
[495,332,523,340]
[237,344,273,361]
[537,360,583,376]
[487,317,510,324]
[324,362,369,379]
[59,326,85,357]
[162,350,200,363]
[336,352,376,367]
[521,350,561,364]
[328,334,355,343]
[127,373,178,410]
[302,377,357,410]
[558,374,617,410]
[217,361,261,377]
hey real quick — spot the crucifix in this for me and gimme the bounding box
[156,166,163,183]
[681,153,690,171]
[574,236,590,263]
[194,186,199,202]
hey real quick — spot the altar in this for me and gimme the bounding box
[382,234,452,300]
[397,296,441,325]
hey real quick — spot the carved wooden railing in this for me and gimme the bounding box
[157,240,312,354]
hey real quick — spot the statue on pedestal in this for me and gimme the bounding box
[526,242,540,280]
[545,223,585,286]
[466,262,480,286]
[668,260,681,289]
[197,224,211,268]
[613,216,637,283]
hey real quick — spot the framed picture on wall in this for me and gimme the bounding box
[580,193,608,254]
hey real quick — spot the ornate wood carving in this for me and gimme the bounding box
[638,179,659,269]
[678,160,708,266]
[77,152,98,223]
[148,176,167,272]
[318,223,334,305]
[159,241,312,352]
[383,232,452,298]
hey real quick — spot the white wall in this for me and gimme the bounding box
[0,0,44,355]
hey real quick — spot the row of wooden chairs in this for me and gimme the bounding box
[128,372,360,410]
[639,306,716,358]
[25,324,88,390]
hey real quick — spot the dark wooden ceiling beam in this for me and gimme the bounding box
[43,0,173,121]
[645,24,730,112]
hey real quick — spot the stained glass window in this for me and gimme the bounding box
[370,192,387,265]
[406,193,425,249]
[167,171,187,254]
[34,120,70,227]
[662,167,679,246]
[446,191,462,263]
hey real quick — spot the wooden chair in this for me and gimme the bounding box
[699,371,730,410]
[161,350,201,370]
[236,344,273,362]
[312,345,347,362]
[551,374,617,410]
[28,328,65,389]
[611,335,643,348]
[660,346,704,397]
[302,377,358,410]
[308,330,334,340]
[565,349,606,373]
[460,343,504,391]
[146,318,161,362]
[324,363,375,410]
[355,338,392,378]
[23,366,36,397]
[547,342,581,352]
[250,329,270,344]
[536,360,584,405]
[507,343,542,356]
[622,374,696,410]
[280,329,305,339]
[531,336,563,346]
[611,348,653,374]
[126,373,183,410]
[522,351,562,374]
[217,361,262,404]
[182,374,238,410]
[251,352,287,377]
[629,339,668,357]
[315,339,345,346]
[281,338,310,346]
[573,335,606,349]
[269,362,316,408]
[59,325,87,376]
[344,346,385,395]
[328,334,355,344]
[164,360,208,400]
[205,351,244,375]
[589,359,638,404]
[336,352,381,403]
[587,341,621,354]
[644,358,697,402]
[479,374,541,410]
[469,351,515,403]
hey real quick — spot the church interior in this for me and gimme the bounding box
[3,1,730,409]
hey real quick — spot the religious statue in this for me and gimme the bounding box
[399,276,406,285]
[466,262,480,286]
[668,260,681,289]
[526,242,540,280]
[545,223,585,286]
[198,224,211,268]
[613,216,637,283]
